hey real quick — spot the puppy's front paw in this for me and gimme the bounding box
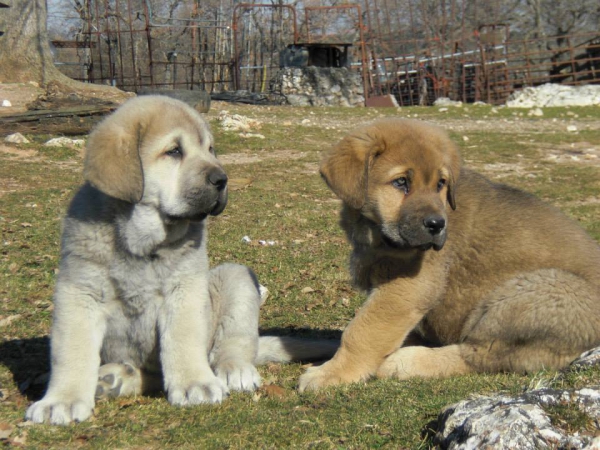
[298,361,366,392]
[214,360,261,392]
[168,376,229,406]
[25,396,94,425]
[96,363,142,400]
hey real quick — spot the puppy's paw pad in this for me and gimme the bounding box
[25,398,94,425]
[168,377,229,406]
[96,363,141,399]
[215,361,261,392]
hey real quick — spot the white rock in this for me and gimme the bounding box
[436,347,600,449]
[238,132,265,139]
[2,99,12,107]
[528,108,544,117]
[567,125,578,132]
[434,97,463,107]
[218,112,261,132]
[4,133,30,144]
[583,436,600,450]
[507,83,600,108]
[44,137,85,148]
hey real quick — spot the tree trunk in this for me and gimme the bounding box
[0,0,130,102]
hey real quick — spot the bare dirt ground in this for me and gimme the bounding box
[2,85,599,172]
[0,83,45,115]
[208,101,600,172]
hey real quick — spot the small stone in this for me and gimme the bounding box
[4,133,30,144]
[1,100,12,107]
[44,137,85,148]
[528,108,544,116]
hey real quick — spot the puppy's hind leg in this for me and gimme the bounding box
[95,363,163,400]
[377,344,473,380]
[209,263,262,392]
[461,269,600,374]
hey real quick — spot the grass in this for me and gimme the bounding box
[1,103,599,448]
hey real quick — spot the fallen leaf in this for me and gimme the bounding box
[265,362,282,374]
[117,397,148,408]
[305,301,323,311]
[0,314,21,327]
[301,287,315,294]
[74,434,90,445]
[263,384,288,399]
[0,422,14,440]
[11,430,28,446]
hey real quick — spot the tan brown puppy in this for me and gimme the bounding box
[299,118,600,391]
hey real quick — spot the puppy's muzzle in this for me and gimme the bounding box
[383,212,448,251]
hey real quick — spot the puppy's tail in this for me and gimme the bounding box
[256,336,339,365]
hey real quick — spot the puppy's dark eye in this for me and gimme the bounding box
[392,177,409,193]
[437,179,446,191]
[209,146,216,156]
[165,147,183,158]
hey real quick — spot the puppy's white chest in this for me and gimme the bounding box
[109,256,170,315]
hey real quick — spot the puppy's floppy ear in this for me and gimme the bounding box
[446,142,461,211]
[320,130,381,209]
[84,112,144,204]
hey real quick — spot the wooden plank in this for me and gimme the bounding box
[0,105,117,136]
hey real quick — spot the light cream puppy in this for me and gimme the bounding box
[26,96,335,425]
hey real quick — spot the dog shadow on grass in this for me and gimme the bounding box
[0,328,341,401]
[0,336,51,401]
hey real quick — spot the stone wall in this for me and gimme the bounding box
[270,67,364,107]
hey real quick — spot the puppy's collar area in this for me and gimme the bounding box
[117,203,195,257]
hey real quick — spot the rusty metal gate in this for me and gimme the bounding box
[53,0,234,92]
[52,0,600,104]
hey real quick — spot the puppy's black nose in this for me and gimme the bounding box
[208,169,228,191]
[424,215,446,235]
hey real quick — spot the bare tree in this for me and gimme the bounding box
[0,0,128,100]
